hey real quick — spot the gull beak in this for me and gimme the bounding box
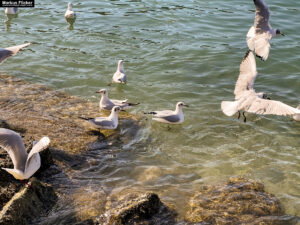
[183,104,189,107]
[281,32,285,36]
[95,90,102,93]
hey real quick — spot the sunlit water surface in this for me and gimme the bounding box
[0,0,299,222]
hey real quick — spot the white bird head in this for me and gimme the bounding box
[112,106,121,113]
[96,88,108,96]
[68,2,73,10]
[176,102,189,109]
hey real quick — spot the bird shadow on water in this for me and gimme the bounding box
[5,14,18,31]
[65,17,76,30]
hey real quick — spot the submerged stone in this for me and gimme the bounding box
[186,177,298,224]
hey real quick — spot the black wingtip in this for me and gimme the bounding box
[128,102,140,106]
[243,50,251,61]
[78,116,92,121]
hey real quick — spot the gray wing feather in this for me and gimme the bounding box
[254,0,270,33]
[89,118,114,128]
[234,51,257,99]
[245,98,300,116]
[0,49,14,64]
[155,114,180,123]
[0,128,27,171]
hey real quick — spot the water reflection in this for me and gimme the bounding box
[5,14,18,31]
[66,17,76,30]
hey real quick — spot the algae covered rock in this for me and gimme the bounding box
[186,177,298,224]
[98,192,176,225]
[0,177,57,225]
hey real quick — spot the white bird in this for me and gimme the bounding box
[65,2,76,18]
[145,102,189,124]
[81,106,121,130]
[293,104,300,121]
[0,43,31,64]
[221,51,300,122]
[0,128,50,180]
[112,60,126,84]
[96,88,139,111]
[246,0,284,61]
[5,7,18,15]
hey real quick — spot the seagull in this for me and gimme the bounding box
[81,106,121,130]
[112,60,126,84]
[96,88,139,111]
[0,43,31,64]
[145,102,189,124]
[293,104,300,121]
[246,0,284,61]
[5,8,18,15]
[65,2,76,18]
[0,128,50,180]
[221,51,300,122]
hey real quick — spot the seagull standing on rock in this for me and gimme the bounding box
[0,128,50,181]
[221,51,300,122]
[0,43,31,64]
[112,60,126,84]
[65,2,76,18]
[247,0,284,61]
[145,102,189,124]
[96,88,139,111]
[81,106,121,130]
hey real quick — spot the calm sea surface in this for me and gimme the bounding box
[0,0,299,222]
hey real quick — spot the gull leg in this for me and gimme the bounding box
[237,111,241,120]
[243,112,247,123]
[167,125,171,131]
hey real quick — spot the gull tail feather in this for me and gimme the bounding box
[221,101,239,116]
[144,111,157,115]
[128,102,140,106]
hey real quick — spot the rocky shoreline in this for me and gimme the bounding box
[0,75,299,224]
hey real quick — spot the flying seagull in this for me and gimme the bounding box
[246,0,284,61]
[65,2,76,18]
[96,88,139,111]
[81,106,121,130]
[112,60,126,84]
[0,43,31,64]
[0,128,50,180]
[145,102,189,124]
[221,51,300,122]
[5,8,18,15]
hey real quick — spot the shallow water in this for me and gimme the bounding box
[0,0,299,222]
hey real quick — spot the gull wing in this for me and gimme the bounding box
[25,137,50,172]
[254,0,270,33]
[0,43,31,64]
[153,110,174,117]
[234,51,258,99]
[111,99,128,105]
[89,118,115,129]
[254,33,271,61]
[245,97,300,116]
[0,128,27,171]
[153,114,181,123]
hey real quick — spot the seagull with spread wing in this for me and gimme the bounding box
[0,128,50,180]
[0,43,31,64]
[247,0,284,61]
[221,51,300,122]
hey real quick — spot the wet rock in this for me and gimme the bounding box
[97,192,177,225]
[0,177,57,225]
[186,177,298,224]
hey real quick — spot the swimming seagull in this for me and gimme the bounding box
[293,104,300,121]
[81,106,121,130]
[221,51,300,122]
[65,2,76,18]
[0,128,50,180]
[96,88,139,111]
[5,8,18,15]
[112,60,126,84]
[145,102,188,124]
[246,0,284,61]
[0,43,31,64]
